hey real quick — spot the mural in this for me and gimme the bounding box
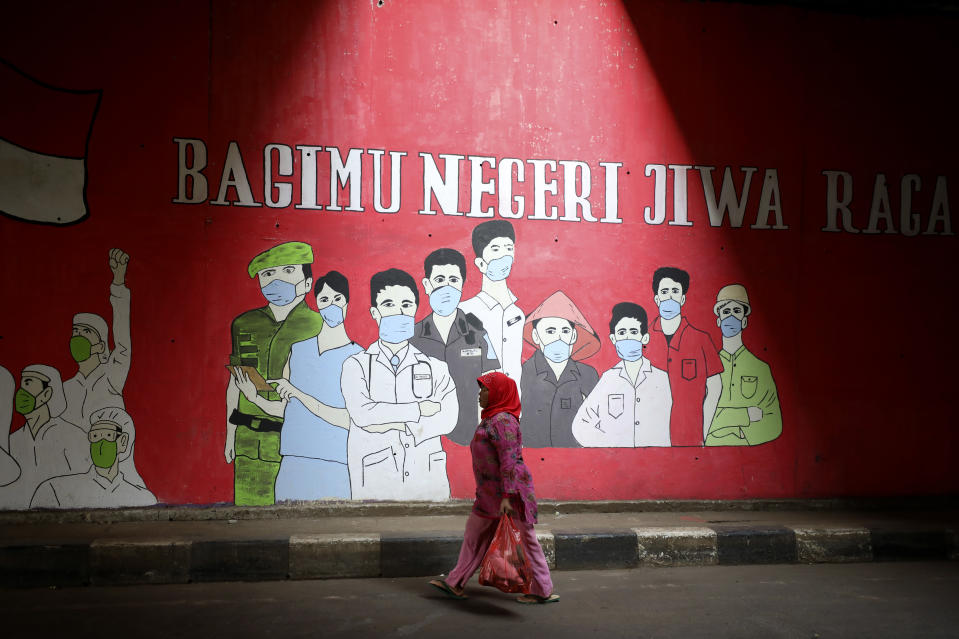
[272,270,360,501]
[0,57,100,225]
[574,303,672,447]
[645,267,724,447]
[412,248,499,446]
[459,221,525,389]
[0,249,156,509]
[31,407,156,508]
[0,367,21,487]
[2,0,957,510]
[342,269,457,501]
[520,292,601,447]
[226,242,324,506]
[0,365,90,508]
[706,285,782,446]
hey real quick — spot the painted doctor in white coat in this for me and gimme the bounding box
[341,268,457,501]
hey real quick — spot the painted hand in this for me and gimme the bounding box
[224,431,236,464]
[233,367,259,402]
[109,248,130,285]
[269,378,299,401]
[419,400,441,417]
[747,406,763,422]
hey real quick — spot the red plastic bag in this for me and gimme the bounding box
[478,513,532,593]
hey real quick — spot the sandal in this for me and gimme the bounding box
[429,579,468,600]
[517,593,560,604]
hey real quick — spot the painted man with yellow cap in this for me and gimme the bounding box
[705,284,782,446]
[225,241,324,506]
[520,291,601,447]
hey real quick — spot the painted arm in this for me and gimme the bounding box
[272,380,350,429]
[571,389,606,447]
[340,357,420,428]
[406,361,458,444]
[0,451,20,487]
[105,248,132,393]
[225,376,239,463]
[702,374,722,441]
[234,368,286,418]
[653,378,674,447]
[739,373,783,445]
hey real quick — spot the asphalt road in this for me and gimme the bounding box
[4,562,958,638]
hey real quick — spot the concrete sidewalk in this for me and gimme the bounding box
[2,500,957,588]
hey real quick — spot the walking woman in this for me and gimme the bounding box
[429,371,559,604]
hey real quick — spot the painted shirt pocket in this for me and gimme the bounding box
[608,393,625,419]
[740,375,758,399]
[681,358,698,381]
[428,450,447,474]
[361,446,397,487]
[411,362,433,398]
[560,397,572,410]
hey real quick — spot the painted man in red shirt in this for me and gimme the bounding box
[644,267,723,447]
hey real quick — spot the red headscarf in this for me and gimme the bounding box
[478,371,522,420]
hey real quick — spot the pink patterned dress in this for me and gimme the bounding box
[470,411,538,524]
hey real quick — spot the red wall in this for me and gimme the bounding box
[1,0,957,504]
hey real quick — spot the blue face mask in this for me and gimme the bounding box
[429,286,462,317]
[378,313,414,344]
[658,298,682,320]
[261,279,301,306]
[615,339,644,362]
[484,255,513,281]
[720,316,743,338]
[320,304,344,328]
[541,338,571,363]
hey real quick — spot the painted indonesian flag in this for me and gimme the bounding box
[0,58,101,225]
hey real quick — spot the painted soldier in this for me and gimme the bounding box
[225,242,324,506]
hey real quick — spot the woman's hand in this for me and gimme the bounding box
[499,496,515,515]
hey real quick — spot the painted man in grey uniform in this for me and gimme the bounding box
[412,248,500,445]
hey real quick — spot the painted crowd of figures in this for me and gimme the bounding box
[224,220,782,507]
[0,250,156,510]
[0,220,781,509]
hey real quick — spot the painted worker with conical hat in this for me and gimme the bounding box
[705,284,782,446]
[225,241,324,506]
[520,291,601,447]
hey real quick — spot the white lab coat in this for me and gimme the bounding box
[572,359,673,447]
[341,341,458,501]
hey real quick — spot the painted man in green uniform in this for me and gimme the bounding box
[225,242,324,505]
[705,284,782,446]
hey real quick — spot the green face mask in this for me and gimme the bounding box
[91,440,118,469]
[70,335,93,363]
[14,388,37,415]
